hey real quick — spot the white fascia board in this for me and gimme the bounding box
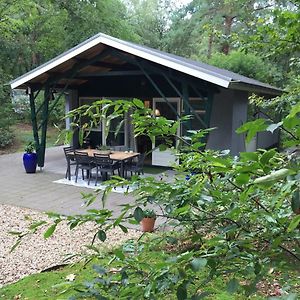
[100,35,231,88]
[10,36,104,89]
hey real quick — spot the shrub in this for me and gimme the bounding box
[0,128,14,148]
[207,51,283,86]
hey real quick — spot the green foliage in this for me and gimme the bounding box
[65,98,182,147]
[143,209,156,218]
[0,128,14,148]
[207,51,282,85]
[0,68,15,149]
[19,100,299,298]
[1,241,271,300]
[24,141,36,153]
[125,0,175,49]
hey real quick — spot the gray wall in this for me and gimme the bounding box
[206,89,248,156]
[256,112,279,149]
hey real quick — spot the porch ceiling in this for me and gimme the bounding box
[16,45,137,89]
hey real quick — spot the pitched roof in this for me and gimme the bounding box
[10,33,282,95]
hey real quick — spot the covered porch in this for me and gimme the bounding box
[10,33,282,168]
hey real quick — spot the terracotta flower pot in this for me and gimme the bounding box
[140,217,156,232]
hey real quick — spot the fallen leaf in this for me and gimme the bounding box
[65,273,76,281]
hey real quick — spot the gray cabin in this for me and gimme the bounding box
[10,33,282,167]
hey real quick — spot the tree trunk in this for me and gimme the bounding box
[207,33,214,59]
[221,15,235,55]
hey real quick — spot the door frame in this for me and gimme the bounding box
[152,97,182,145]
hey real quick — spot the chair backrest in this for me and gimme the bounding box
[93,153,113,167]
[63,146,75,161]
[74,151,91,165]
[136,153,146,167]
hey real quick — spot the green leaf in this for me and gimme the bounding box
[133,207,144,222]
[291,190,300,213]
[288,102,300,118]
[44,224,57,239]
[158,144,168,151]
[190,258,207,271]
[132,99,144,109]
[236,119,268,143]
[260,149,276,166]
[119,224,128,233]
[115,119,125,138]
[235,173,250,185]
[227,278,239,294]
[287,215,300,232]
[253,168,292,184]
[10,240,21,253]
[8,231,22,236]
[240,152,258,161]
[114,249,125,260]
[177,283,187,300]
[29,221,47,230]
[97,230,107,242]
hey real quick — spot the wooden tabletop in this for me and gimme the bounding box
[78,149,140,161]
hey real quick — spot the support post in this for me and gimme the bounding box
[29,88,40,153]
[38,85,50,168]
[204,90,214,144]
[205,91,214,127]
[182,82,192,134]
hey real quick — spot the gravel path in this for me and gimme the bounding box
[0,204,140,287]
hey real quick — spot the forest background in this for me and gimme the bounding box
[0,0,299,151]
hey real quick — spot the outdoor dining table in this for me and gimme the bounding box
[78,149,140,178]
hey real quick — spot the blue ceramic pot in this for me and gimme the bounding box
[23,152,37,173]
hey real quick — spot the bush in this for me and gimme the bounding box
[207,51,283,86]
[0,128,14,148]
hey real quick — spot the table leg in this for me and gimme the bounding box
[120,161,124,178]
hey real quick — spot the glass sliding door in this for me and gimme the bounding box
[79,97,129,149]
[152,98,181,166]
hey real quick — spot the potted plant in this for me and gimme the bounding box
[96,145,111,155]
[140,209,156,232]
[23,141,37,173]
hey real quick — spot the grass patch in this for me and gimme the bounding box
[0,261,98,300]
[0,251,252,300]
[0,123,61,154]
[2,236,295,299]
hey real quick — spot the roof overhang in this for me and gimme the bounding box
[10,33,283,96]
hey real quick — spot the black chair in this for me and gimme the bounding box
[124,153,145,177]
[63,146,76,180]
[93,153,120,185]
[74,151,96,185]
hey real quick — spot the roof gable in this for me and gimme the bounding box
[10,33,282,95]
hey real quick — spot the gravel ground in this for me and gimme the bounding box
[0,204,140,287]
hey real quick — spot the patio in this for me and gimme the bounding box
[0,146,137,215]
[0,146,174,286]
[0,146,173,216]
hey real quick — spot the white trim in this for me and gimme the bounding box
[11,36,104,89]
[11,34,231,90]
